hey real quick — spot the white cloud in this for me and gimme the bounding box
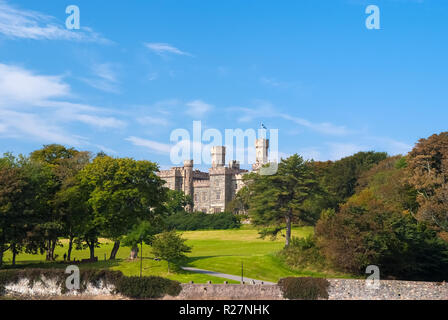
[185,100,213,117]
[137,116,170,127]
[126,136,172,154]
[0,0,110,43]
[72,114,126,129]
[144,42,191,56]
[0,63,70,105]
[80,63,120,93]
[280,114,351,136]
[229,101,350,136]
[0,62,126,146]
[0,109,82,146]
[260,77,302,89]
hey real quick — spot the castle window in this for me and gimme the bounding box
[214,208,221,213]
[194,194,198,201]
[202,193,207,201]
[216,192,220,200]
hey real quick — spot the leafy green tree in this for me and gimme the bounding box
[30,144,78,166]
[227,186,250,215]
[151,231,192,272]
[122,219,164,260]
[0,165,27,266]
[245,154,318,247]
[316,188,448,280]
[29,145,81,260]
[79,156,167,260]
[0,154,54,265]
[55,182,99,261]
[53,151,92,261]
[319,151,388,206]
[407,132,448,235]
[165,190,193,215]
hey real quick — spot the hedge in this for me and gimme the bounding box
[278,277,330,300]
[0,268,181,299]
[164,211,241,231]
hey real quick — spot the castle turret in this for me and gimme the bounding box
[211,146,226,168]
[252,138,269,171]
[183,160,194,212]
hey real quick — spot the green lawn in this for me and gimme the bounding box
[2,225,352,283]
[182,225,351,282]
[2,239,237,284]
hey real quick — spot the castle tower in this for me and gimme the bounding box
[211,146,226,168]
[256,138,269,164]
[183,160,194,212]
[252,138,269,171]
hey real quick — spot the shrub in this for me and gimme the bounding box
[115,276,181,299]
[280,236,326,270]
[278,277,329,300]
[164,211,240,231]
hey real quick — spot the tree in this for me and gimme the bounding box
[78,156,167,260]
[29,145,81,261]
[320,151,388,205]
[227,186,250,215]
[151,231,191,273]
[122,219,164,260]
[0,154,54,266]
[56,182,99,261]
[315,188,448,280]
[0,165,27,266]
[165,190,193,215]
[30,144,78,166]
[245,154,318,247]
[407,132,448,235]
[53,151,92,261]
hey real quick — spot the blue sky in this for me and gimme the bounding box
[0,0,447,170]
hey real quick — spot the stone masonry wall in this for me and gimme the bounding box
[2,279,448,300]
[163,280,448,300]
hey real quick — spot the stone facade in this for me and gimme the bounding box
[158,139,269,213]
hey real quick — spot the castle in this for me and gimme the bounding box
[158,138,269,213]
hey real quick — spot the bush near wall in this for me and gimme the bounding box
[115,276,182,299]
[0,269,181,299]
[164,211,241,231]
[278,277,330,300]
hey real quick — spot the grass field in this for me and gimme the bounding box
[2,225,352,283]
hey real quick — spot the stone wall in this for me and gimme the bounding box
[2,278,448,300]
[327,279,448,300]
[162,280,448,300]
[164,284,284,300]
[2,277,118,298]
